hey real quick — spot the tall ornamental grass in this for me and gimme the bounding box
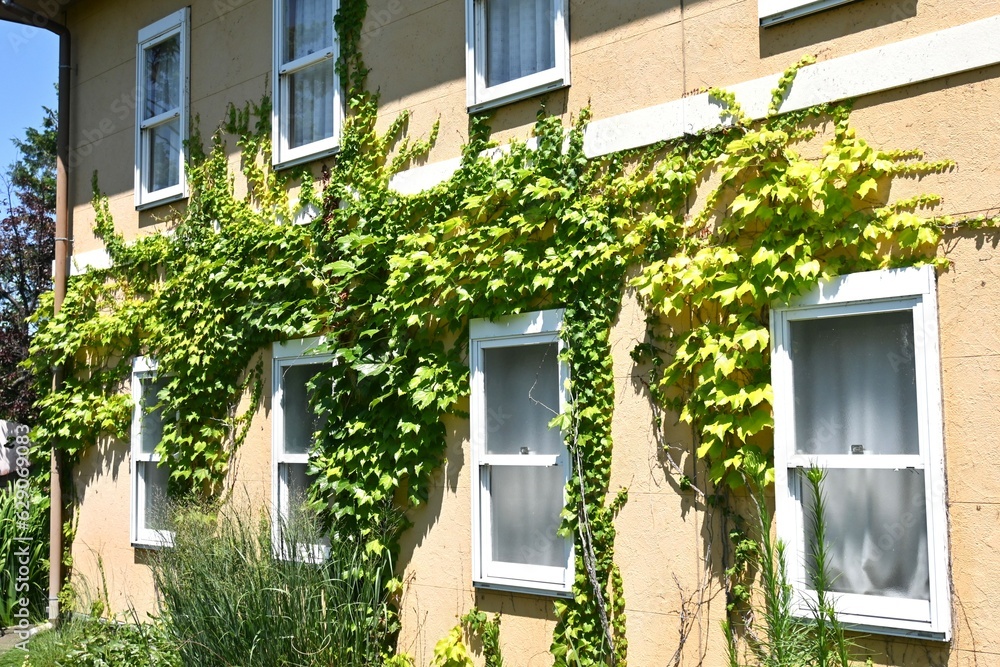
[0,480,49,627]
[151,505,400,667]
[725,463,856,667]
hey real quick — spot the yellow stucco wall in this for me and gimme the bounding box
[60,0,1000,664]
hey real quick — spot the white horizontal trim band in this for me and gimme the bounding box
[390,13,1000,193]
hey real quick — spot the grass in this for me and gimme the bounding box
[150,503,400,667]
[0,482,50,627]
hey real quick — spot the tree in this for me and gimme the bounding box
[0,106,56,423]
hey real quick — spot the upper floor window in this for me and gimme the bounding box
[272,0,343,168]
[131,357,173,549]
[759,0,859,26]
[465,0,570,112]
[771,266,951,638]
[136,9,190,210]
[469,309,573,596]
[272,337,332,561]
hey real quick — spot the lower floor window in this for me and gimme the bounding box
[272,338,332,561]
[470,309,573,595]
[131,357,173,548]
[771,266,951,638]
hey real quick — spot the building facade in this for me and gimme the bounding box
[3,0,1000,664]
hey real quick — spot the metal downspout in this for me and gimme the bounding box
[1,0,71,625]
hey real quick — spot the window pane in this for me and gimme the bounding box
[484,342,562,455]
[147,119,181,193]
[485,0,555,87]
[142,461,171,532]
[281,362,328,455]
[803,468,929,600]
[144,34,180,119]
[288,59,335,149]
[279,462,316,510]
[283,0,333,63]
[140,377,168,454]
[490,465,565,568]
[790,311,919,456]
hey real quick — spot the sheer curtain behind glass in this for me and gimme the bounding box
[484,343,564,568]
[279,362,325,510]
[791,310,930,600]
[485,0,555,87]
[283,0,334,148]
[144,35,181,192]
[139,377,170,532]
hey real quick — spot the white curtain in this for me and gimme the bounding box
[485,0,555,87]
[804,468,929,599]
[141,461,171,531]
[490,465,564,567]
[791,311,930,600]
[791,311,919,456]
[484,342,565,567]
[144,34,181,191]
[284,0,332,62]
[484,343,561,455]
[284,0,334,148]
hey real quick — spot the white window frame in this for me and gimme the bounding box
[771,266,951,639]
[470,309,574,596]
[272,0,344,169]
[272,337,333,562]
[135,8,190,210]
[130,357,174,549]
[465,0,570,113]
[759,0,859,27]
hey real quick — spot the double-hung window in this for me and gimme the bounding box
[272,0,343,168]
[272,338,332,560]
[131,357,173,549]
[465,0,570,112]
[135,9,189,209]
[759,0,859,27]
[771,266,951,638]
[470,309,573,595]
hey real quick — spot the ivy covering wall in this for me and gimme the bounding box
[26,1,991,664]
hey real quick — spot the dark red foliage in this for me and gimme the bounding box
[0,107,56,423]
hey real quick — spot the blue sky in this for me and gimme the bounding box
[0,20,58,184]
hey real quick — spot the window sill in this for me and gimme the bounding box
[759,0,859,27]
[473,579,573,599]
[131,534,174,551]
[273,144,341,172]
[136,191,187,212]
[468,79,569,115]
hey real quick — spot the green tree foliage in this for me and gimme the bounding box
[1,105,56,423]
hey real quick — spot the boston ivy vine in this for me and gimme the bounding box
[26,1,990,664]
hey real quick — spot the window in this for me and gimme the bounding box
[470,309,573,595]
[135,9,189,209]
[272,337,332,561]
[771,266,951,638]
[759,0,859,27]
[131,357,173,548]
[272,0,343,168]
[465,0,570,112]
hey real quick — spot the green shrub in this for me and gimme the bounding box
[0,480,49,627]
[151,504,400,667]
[8,613,179,667]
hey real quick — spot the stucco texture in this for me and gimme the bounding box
[60,0,1000,664]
